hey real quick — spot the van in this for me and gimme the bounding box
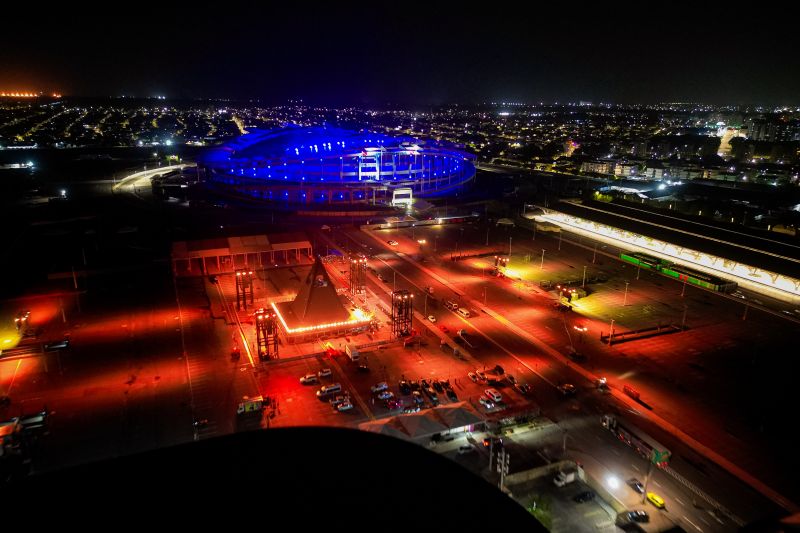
[444,299,458,310]
[484,388,503,403]
[457,308,471,318]
[317,383,342,397]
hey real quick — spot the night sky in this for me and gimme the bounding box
[2,2,798,106]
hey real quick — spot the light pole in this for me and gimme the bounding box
[592,243,597,264]
[636,263,641,280]
[623,281,629,306]
[508,236,513,258]
[609,318,615,346]
[485,227,490,246]
[582,265,587,288]
[681,277,687,297]
[558,231,562,251]
[540,249,546,270]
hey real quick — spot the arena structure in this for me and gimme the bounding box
[197,126,476,208]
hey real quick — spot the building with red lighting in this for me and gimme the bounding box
[273,257,370,343]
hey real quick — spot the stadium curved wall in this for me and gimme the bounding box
[198,126,476,207]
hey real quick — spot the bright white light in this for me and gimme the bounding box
[658,184,666,190]
[60,189,66,197]
[607,476,620,490]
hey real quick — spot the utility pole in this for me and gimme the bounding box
[592,243,597,264]
[558,231,562,251]
[609,318,615,346]
[540,249,546,270]
[582,265,587,288]
[636,263,641,280]
[681,278,687,297]
[623,281,630,306]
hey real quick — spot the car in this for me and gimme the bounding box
[299,373,319,385]
[329,395,351,407]
[627,478,644,494]
[387,240,399,246]
[403,405,421,413]
[318,368,332,378]
[646,492,665,509]
[513,383,532,395]
[386,398,403,410]
[478,397,495,409]
[432,379,444,393]
[626,510,649,523]
[427,315,437,323]
[357,363,370,373]
[557,383,577,396]
[457,444,475,455]
[445,389,458,402]
[398,380,412,395]
[438,325,450,333]
[376,390,394,401]
[484,388,503,403]
[573,491,595,503]
[468,372,479,383]
[475,370,488,382]
[409,380,421,391]
[441,379,452,390]
[423,387,438,404]
[371,382,389,393]
[336,401,354,412]
[411,391,424,405]
[43,339,70,351]
[506,374,517,385]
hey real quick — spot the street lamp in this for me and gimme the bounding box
[623,281,629,306]
[582,265,587,288]
[540,249,546,270]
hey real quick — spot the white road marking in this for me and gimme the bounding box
[700,516,710,526]
[653,480,662,487]
[683,516,703,532]
[631,464,640,472]
[611,448,621,456]
[675,497,685,506]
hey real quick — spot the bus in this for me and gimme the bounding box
[602,415,671,467]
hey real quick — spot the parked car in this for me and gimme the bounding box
[445,389,458,402]
[420,379,431,389]
[627,478,644,494]
[484,388,503,403]
[482,437,502,448]
[357,363,370,373]
[479,397,495,409]
[457,444,474,455]
[387,240,399,246]
[411,391,424,405]
[432,379,444,393]
[376,390,394,401]
[441,379,452,390]
[409,380,421,391]
[208,275,218,283]
[329,395,350,407]
[386,398,403,410]
[403,405,421,413]
[299,373,319,385]
[43,339,70,351]
[336,401,354,412]
[513,383,532,395]
[318,368,332,378]
[626,510,649,523]
[573,491,595,503]
[475,370,488,382]
[398,380,412,395]
[427,315,437,323]
[506,374,517,385]
[557,383,577,396]
[468,372,479,383]
[423,387,439,404]
[370,382,388,393]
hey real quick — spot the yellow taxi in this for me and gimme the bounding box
[646,492,665,509]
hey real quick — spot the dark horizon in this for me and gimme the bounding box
[2,3,799,106]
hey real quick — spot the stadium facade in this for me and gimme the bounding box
[198,126,476,208]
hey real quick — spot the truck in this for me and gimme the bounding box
[345,343,360,362]
[553,470,577,487]
[237,395,265,416]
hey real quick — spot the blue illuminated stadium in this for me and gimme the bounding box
[198,126,476,207]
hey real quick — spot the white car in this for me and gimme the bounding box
[376,390,394,401]
[427,315,437,323]
[336,401,354,412]
[370,381,389,393]
[478,397,495,409]
[299,373,318,385]
[484,388,503,402]
[387,240,399,246]
[317,368,332,378]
